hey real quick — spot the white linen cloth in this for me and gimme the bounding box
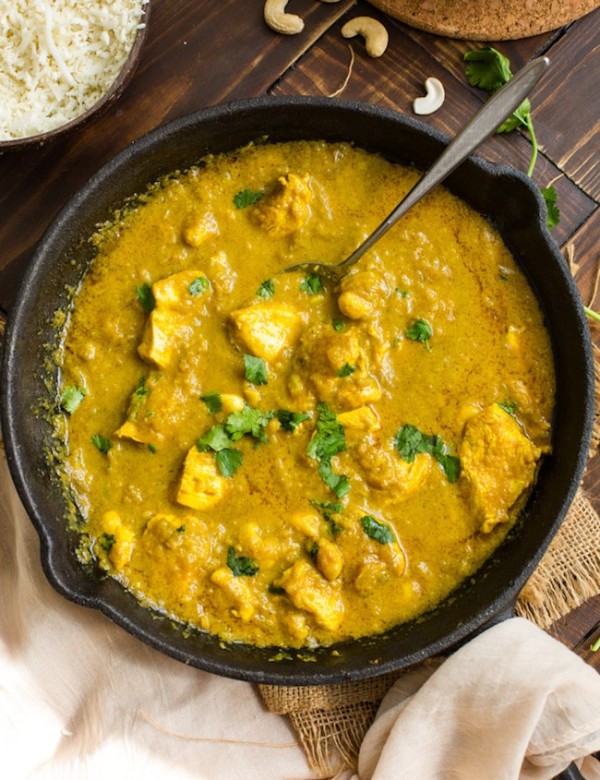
[1,451,599,780]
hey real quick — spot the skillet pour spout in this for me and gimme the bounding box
[0,96,594,685]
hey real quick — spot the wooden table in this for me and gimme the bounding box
[0,0,598,669]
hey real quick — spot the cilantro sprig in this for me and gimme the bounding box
[60,385,86,414]
[227,546,259,576]
[394,423,460,483]
[307,403,349,498]
[233,188,264,209]
[361,515,395,545]
[463,47,559,229]
[197,405,273,477]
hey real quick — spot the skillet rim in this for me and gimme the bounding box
[0,95,594,684]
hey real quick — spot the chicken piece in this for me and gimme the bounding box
[353,560,390,595]
[277,560,344,631]
[315,538,344,581]
[220,393,246,414]
[115,375,160,445]
[134,514,209,603]
[337,269,392,321]
[251,173,312,237]
[288,509,321,539]
[229,303,305,361]
[137,269,210,368]
[176,448,226,510]
[238,521,282,567]
[96,510,135,570]
[460,404,542,533]
[182,213,219,247]
[356,436,431,497]
[337,406,380,433]
[210,567,255,621]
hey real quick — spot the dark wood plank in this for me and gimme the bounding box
[532,7,600,200]
[270,2,595,246]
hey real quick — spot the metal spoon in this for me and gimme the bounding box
[286,56,549,285]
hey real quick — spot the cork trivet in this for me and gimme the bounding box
[366,0,600,41]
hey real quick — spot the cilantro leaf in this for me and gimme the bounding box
[276,409,311,431]
[541,186,560,230]
[394,424,460,483]
[300,273,323,295]
[197,424,232,452]
[438,454,461,483]
[233,189,264,209]
[257,279,275,299]
[189,276,209,296]
[91,434,112,454]
[216,448,243,477]
[60,385,86,414]
[406,318,433,348]
[310,499,344,536]
[227,546,259,576]
[225,406,272,443]
[332,318,345,332]
[318,460,350,499]
[361,515,394,545]
[201,392,223,414]
[464,47,513,93]
[307,403,346,462]
[498,399,518,415]
[136,282,155,313]
[243,354,268,385]
[337,363,357,378]
[99,533,116,553]
[394,423,424,463]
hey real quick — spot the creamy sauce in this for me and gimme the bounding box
[56,140,555,648]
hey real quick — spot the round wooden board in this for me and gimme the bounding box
[366,0,599,40]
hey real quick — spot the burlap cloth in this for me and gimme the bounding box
[258,345,600,778]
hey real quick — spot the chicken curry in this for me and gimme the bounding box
[56,139,555,648]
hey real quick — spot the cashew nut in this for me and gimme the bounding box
[413,77,445,116]
[264,0,304,35]
[341,17,389,58]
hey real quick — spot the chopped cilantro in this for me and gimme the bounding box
[498,399,518,415]
[176,525,186,533]
[147,443,157,454]
[201,392,223,414]
[227,546,259,576]
[60,385,86,414]
[337,363,357,378]
[243,354,268,385]
[308,541,320,561]
[268,584,286,595]
[406,318,433,348]
[310,499,345,535]
[91,434,112,454]
[307,403,346,463]
[318,460,350,498]
[361,515,394,545]
[136,282,155,313]
[225,406,272,443]
[257,279,275,299]
[394,424,460,483]
[98,533,116,553]
[276,409,311,431]
[396,288,410,298]
[216,447,243,477]
[300,273,323,295]
[189,276,209,296]
[233,189,264,209]
[332,318,345,332]
[197,424,231,452]
[133,375,149,399]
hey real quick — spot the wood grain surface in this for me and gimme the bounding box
[0,0,598,666]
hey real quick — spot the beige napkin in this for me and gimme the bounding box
[1,450,599,779]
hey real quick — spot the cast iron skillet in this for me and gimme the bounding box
[0,97,594,687]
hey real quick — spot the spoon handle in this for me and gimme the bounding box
[340,56,550,269]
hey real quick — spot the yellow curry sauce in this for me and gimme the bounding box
[57,140,555,648]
